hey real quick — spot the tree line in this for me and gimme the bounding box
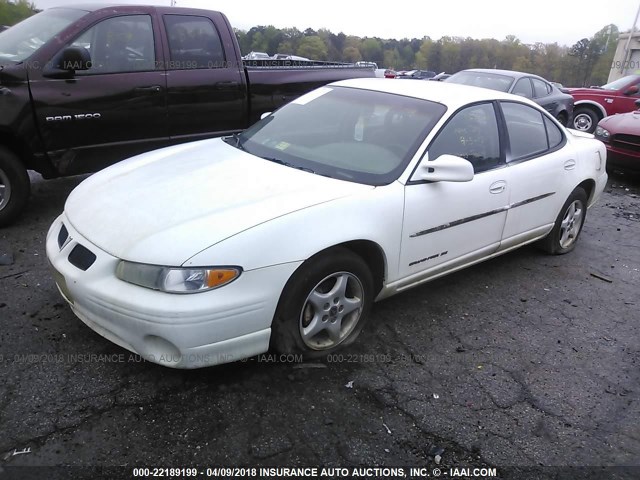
[1,1,620,87]
[236,24,620,87]
[0,0,36,27]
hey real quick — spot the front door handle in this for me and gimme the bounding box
[134,85,162,93]
[489,180,507,194]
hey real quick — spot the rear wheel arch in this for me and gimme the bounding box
[538,186,588,254]
[576,179,596,204]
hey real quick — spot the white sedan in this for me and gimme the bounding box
[46,79,607,369]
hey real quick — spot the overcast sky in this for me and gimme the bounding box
[32,0,640,47]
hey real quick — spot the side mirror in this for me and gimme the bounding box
[60,46,92,71]
[635,99,640,109]
[44,47,92,78]
[624,85,639,96]
[415,154,474,182]
[260,112,272,120]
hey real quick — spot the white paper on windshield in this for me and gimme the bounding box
[292,87,332,105]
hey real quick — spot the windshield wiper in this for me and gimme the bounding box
[262,156,315,174]
[223,132,245,151]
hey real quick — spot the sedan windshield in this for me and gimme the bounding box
[0,8,87,62]
[234,86,446,185]
[446,71,514,92]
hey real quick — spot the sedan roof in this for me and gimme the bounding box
[460,68,548,82]
[332,77,541,111]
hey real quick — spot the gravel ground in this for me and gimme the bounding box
[0,170,638,480]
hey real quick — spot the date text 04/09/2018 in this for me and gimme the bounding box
[204,467,408,477]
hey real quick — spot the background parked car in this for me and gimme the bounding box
[272,53,310,61]
[384,69,397,78]
[445,69,574,126]
[355,61,378,69]
[594,99,640,173]
[567,74,640,133]
[429,72,451,81]
[243,51,270,60]
[398,69,436,80]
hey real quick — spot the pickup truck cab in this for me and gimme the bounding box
[0,5,374,226]
[568,74,640,133]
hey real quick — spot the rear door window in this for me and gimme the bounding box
[512,78,533,98]
[164,15,225,69]
[501,102,564,161]
[532,78,551,98]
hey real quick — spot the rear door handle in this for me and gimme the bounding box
[564,159,576,170]
[489,180,507,194]
[134,85,162,93]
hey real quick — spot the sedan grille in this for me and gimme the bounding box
[57,224,69,249]
[611,134,640,153]
[68,244,96,271]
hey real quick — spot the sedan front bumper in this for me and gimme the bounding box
[46,214,301,368]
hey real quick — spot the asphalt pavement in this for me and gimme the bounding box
[0,171,638,480]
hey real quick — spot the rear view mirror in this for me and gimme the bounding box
[416,154,474,182]
[625,85,639,95]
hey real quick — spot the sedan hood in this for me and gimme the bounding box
[599,111,640,135]
[65,139,372,265]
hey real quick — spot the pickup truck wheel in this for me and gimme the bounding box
[572,107,599,133]
[538,187,587,255]
[0,147,30,227]
[271,247,373,358]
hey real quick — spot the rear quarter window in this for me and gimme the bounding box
[501,102,564,161]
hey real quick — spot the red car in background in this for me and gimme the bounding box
[568,74,640,133]
[595,99,640,173]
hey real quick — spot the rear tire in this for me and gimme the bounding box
[539,187,587,255]
[0,146,30,227]
[556,112,568,127]
[271,247,374,358]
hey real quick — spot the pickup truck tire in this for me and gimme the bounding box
[270,247,373,358]
[538,187,587,255]
[572,107,599,133]
[0,147,30,227]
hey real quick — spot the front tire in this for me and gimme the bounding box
[539,187,588,255]
[572,107,599,133]
[0,146,30,228]
[271,247,374,358]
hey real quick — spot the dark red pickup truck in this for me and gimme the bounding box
[0,5,374,226]
[568,74,640,133]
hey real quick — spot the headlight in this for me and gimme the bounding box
[116,261,241,294]
[594,126,610,140]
